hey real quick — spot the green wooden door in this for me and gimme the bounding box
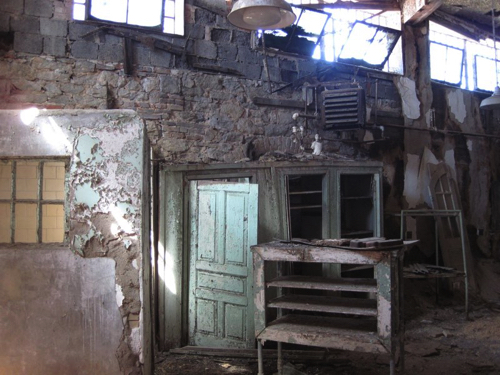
[189,181,258,348]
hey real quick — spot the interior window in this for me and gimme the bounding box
[340,174,375,238]
[73,0,185,36]
[0,160,67,244]
[287,174,324,240]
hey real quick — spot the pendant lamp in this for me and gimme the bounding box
[481,0,500,110]
[227,0,296,30]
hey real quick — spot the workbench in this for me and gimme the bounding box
[252,239,409,375]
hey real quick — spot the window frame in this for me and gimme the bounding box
[72,0,185,37]
[337,20,401,70]
[255,6,403,74]
[0,158,69,245]
[429,21,500,93]
[429,39,465,87]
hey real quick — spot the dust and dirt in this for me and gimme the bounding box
[155,300,500,375]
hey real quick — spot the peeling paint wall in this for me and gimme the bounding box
[1,0,500,366]
[401,22,500,297]
[0,110,145,375]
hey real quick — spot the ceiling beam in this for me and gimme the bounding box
[431,9,492,40]
[401,0,443,24]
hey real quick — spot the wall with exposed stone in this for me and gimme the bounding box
[1,0,500,373]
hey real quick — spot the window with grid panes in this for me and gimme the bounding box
[73,0,184,36]
[0,160,67,244]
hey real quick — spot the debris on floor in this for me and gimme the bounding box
[155,304,500,375]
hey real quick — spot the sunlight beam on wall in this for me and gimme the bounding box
[157,242,177,295]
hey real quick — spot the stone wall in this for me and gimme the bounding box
[1,0,500,372]
[0,0,403,164]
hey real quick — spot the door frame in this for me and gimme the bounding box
[159,167,257,350]
[157,161,383,350]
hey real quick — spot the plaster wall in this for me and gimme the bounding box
[0,249,122,375]
[0,110,145,375]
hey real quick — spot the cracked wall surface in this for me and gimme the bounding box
[0,110,144,375]
[1,0,500,371]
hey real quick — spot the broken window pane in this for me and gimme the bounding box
[338,21,400,69]
[259,7,402,73]
[262,6,330,57]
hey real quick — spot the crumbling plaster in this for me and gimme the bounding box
[1,0,500,370]
[402,21,494,265]
[0,109,145,374]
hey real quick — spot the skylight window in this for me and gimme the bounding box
[257,6,403,74]
[73,0,184,36]
[262,6,330,56]
[338,21,400,69]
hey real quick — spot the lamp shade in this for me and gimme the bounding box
[480,86,500,110]
[228,0,296,30]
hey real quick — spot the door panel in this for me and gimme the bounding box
[189,182,258,348]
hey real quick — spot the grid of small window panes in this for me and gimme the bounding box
[0,160,66,243]
[73,0,184,36]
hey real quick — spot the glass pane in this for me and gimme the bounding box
[0,203,11,242]
[165,0,175,17]
[42,204,65,243]
[128,0,161,26]
[174,0,184,35]
[296,8,328,36]
[163,17,175,34]
[340,23,376,60]
[476,56,500,92]
[73,3,86,20]
[16,161,39,200]
[446,47,463,85]
[430,43,447,81]
[0,161,12,199]
[15,203,37,243]
[364,30,398,66]
[90,0,127,23]
[43,162,65,200]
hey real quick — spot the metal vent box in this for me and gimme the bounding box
[321,87,366,131]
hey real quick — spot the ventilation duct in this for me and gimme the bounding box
[321,87,366,131]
